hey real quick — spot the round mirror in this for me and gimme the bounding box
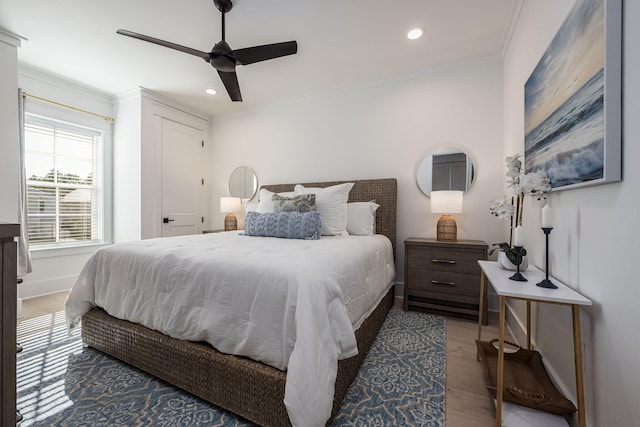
[229,166,258,200]
[417,148,475,197]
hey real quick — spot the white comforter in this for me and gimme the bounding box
[65,231,395,427]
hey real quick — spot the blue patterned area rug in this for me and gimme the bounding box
[17,309,445,426]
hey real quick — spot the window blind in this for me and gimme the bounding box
[25,115,102,246]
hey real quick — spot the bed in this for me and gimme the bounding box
[66,178,397,427]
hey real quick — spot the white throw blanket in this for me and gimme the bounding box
[65,232,395,426]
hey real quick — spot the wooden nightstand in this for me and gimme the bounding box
[404,237,488,323]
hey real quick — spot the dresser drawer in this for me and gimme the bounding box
[406,247,482,274]
[407,268,480,297]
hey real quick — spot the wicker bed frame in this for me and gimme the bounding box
[81,178,397,426]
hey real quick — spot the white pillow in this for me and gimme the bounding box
[347,201,380,236]
[255,188,295,213]
[294,182,354,236]
[244,201,258,214]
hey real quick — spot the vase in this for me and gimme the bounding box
[497,250,529,271]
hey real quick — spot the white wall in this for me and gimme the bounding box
[112,89,143,242]
[0,30,21,223]
[210,58,506,292]
[503,1,638,426]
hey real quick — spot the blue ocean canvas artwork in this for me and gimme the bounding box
[524,0,605,189]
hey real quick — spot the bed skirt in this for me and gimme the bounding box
[81,287,394,426]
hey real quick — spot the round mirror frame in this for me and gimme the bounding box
[229,166,258,200]
[417,148,476,197]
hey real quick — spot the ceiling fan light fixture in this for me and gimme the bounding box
[206,88,218,95]
[407,27,424,40]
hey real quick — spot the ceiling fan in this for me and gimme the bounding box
[116,0,297,102]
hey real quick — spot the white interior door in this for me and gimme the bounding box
[161,118,204,237]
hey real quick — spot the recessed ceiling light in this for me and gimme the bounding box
[206,88,218,95]
[407,27,424,40]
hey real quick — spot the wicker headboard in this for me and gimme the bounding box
[261,178,397,255]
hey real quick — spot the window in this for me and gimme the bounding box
[25,114,104,246]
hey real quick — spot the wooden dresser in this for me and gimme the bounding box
[1,223,20,425]
[404,237,488,323]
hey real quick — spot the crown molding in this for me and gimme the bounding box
[0,28,25,47]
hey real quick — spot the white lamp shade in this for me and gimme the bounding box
[220,196,242,213]
[431,190,463,214]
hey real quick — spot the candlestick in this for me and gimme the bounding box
[509,246,527,282]
[541,205,552,228]
[537,227,558,289]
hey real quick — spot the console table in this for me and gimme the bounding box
[476,260,592,427]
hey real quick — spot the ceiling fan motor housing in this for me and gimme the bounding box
[214,0,233,14]
[210,41,236,72]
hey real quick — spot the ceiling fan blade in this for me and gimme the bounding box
[117,29,211,62]
[233,41,297,66]
[217,70,242,102]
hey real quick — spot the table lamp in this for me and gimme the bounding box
[220,197,242,231]
[431,190,463,241]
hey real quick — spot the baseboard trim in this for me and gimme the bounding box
[19,275,75,299]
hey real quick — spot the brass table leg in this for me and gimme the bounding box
[572,305,586,427]
[527,300,532,350]
[496,296,506,427]
[476,271,486,361]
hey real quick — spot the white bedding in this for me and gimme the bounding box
[65,231,395,427]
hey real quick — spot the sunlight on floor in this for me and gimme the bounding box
[17,311,81,426]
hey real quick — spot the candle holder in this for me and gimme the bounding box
[509,246,527,282]
[537,227,558,289]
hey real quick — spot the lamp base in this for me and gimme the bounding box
[436,214,457,241]
[224,213,237,231]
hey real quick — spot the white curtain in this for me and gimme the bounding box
[17,88,33,277]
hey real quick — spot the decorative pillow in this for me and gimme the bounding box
[347,201,380,236]
[244,211,321,240]
[294,182,354,236]
[272,193,316,213]
[256,188,296,213]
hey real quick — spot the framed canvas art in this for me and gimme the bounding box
[524,0,621,190]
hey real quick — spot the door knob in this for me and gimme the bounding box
[163,218,175,223]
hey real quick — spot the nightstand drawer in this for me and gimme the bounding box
[406,247,482,274]
[407,269,480,297]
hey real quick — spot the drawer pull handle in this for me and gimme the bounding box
[431,259,456,264]
[432,280,456,286]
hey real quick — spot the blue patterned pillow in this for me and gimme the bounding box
[244,211,322,240]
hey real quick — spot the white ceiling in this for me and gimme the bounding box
[0,0,521,117]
